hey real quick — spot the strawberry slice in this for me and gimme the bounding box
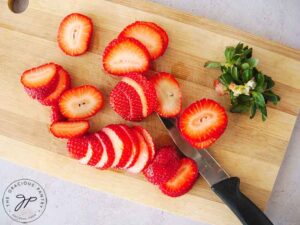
[179,99,228,142]
[110,81,144,121]
[94,131,115,169]
[58,85,104,120]
[144,22,169,51]
[21,63,59,99]
[191,137,217,149]
[119,21,165,59]
[127,128,151,173]
[143,146,180,185]
[102,125,132,169]
[39,65,71,106]
[102,37,150,76]
[159,158,198,197]
[87,135,103,166]
[67,136,90,163]
[118,124,140,169]
[57,13,93,56]
[133,126,155,161]
[50,120,89,139]
[122,73,157,117]
[50,104,65,123]
[151,72,182,118]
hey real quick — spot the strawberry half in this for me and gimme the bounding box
[94,131,115,169]
[39,65,71,106]
[50,120,89,139]
[57,13,93,56]
[179,98,228,142]
[102,37,150,76]
[143,146,180,185]
[21,63,59,99]
[133,126,155,161]
[110,81,144,121]
[102,125,132,169]
[59,85,104,120]
[127,128,151,173]
[119,21,165,59]
[122,73,157,117]
[191,137,217,149]
[144,22,169,51]
[151,72,182,118]
[118,124,140,169]
[159,158,198,197]
[50,104,65,123]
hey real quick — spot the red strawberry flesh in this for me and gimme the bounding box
[59,85,104,120]
[151,72,182,118]
[179,98,228,142]
[102,37,150,76]
[159,158,198,197]
[143,146,180,185]
[50,120,89,139]
[57,13,93,56]
[119,21,165,60]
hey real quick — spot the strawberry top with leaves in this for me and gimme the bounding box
[205,42,280,121]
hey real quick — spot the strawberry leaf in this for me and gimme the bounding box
[204,61,221,68]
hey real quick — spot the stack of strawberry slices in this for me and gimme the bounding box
[102,21,184,121]
[20,63,104,139]
[68,124,155,173]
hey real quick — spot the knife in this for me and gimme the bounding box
[159,116,273,225]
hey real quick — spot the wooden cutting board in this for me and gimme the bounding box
[0,0,299,224]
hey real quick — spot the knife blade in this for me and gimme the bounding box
[158,115,273,225]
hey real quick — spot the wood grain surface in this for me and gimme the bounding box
[0,0,299,224]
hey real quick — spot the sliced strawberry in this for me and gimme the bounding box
[50,120,89,139]
[110,81,144,121]
[102,37,150,76]
[50,104,65,123]
[102,125,132,169]
[119,21,165,59]
[159,158,198,197]
[191,137,217,149]
[144,22,169,51]
[39,65,71,106]
[59,85,104,120]
[21,63,58,99]
[133,126,155,161]
[151,72,182,118]
[143,146,180,185]
[94,131,115,169]
[127,128,151,173]
[67,136,90,163]
[118,124,140,169]
[122,73,157,117]
[57,13,93,56]
[87,135,103,166]
[179,99,228,142]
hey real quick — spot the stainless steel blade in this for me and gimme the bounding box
[159,116,230,186]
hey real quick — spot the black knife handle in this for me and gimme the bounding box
[211,177,273,225]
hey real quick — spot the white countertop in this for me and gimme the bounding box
[1,1,299,225]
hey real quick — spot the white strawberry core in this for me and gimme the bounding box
[94,133,108,168]
[127,132,149,173]
[102,127,124,168]
[79,142,93,165]
[122,77,148,117]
